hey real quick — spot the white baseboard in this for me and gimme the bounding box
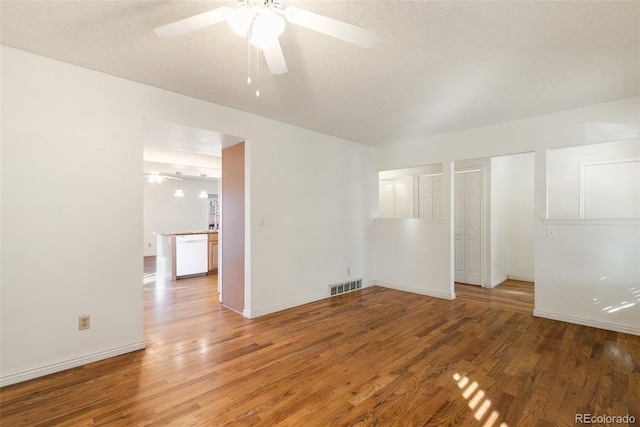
[507,274,535,283]
[533,310,640,336]
[374,281,455,300]
[0,340,146,387]
[243,281,376,319]
[489,274,509,288]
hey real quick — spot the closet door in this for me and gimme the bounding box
[378,177,413,218]
[419,174,443,219]
[454,170,482,285]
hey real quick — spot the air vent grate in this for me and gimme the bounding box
[330,278,362,296]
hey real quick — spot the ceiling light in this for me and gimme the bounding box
[154,0,376,98]
[227,6,255,37]
[199,174,208,198]
[174,172,184,197]
[147,172,164,185]
[249,10,285,49]
[154,1,378,78]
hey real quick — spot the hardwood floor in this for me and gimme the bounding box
[455,279,534,314]
[143,256,156,275]
[1,274,638,426]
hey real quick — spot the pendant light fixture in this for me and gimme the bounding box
[174,172,184,197]
[199,174,208,198]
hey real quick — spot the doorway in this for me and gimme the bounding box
[142,119,246,312]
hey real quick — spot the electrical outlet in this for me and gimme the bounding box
[79,315,90,331]
[347,267,351,276]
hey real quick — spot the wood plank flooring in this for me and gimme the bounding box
[1,273,638,426]
[455,280,534,314]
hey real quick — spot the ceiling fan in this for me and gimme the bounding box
[153,0,377,76]
[145,172,183,185]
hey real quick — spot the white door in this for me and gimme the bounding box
[419,174,443,219]
[378,177,413,218]
[454,170,483,285]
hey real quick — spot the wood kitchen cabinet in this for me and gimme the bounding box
[208,233,218,273]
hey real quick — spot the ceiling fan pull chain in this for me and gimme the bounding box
[255,46,260,97]
[246,36,252,85]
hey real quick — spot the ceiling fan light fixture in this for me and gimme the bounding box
[154,1,378,78]
[249,10,285,48]
[147,173,164,184]
[227,6,254,37]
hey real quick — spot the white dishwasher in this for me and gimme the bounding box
[175,234,208,278]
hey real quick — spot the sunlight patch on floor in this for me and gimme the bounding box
[453,373,507,427]
[143,273,156,284]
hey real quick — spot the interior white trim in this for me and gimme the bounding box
[374,280,455,300]
[507,274,535,283]
[372,218,446,224]
[490,274,509,288]
[0,340,146,388]
[533,310,640,336]
[579,157,640,218]
[541,218,640,225]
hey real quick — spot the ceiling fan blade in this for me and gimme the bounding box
[145,174,182,181]
[154,7,231,38]
[284,6,377,48]
[262,38,288,75]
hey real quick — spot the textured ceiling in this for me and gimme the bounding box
[1,1,638,147]
[143,118,243,157]
[142,119,238,175]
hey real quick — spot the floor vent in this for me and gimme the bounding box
[330,279,363,296]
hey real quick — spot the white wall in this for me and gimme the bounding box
[490,157,509,286]
[372,162,454,300]
[372,219,453,299]
[548,139,640,219]
[1,46,376,385]
[375,96,640,335]
[245,134,377,317]
[535,220,639,334]
[2,47,145,385]
[491,153,535,284]
[535,140,639,334]
[143,177,216,256]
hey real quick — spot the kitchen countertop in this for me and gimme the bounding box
[157,231,218,236]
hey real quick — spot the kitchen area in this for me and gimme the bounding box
[144,169,221,281]
[142,119,244,290]
[156,230,218,280]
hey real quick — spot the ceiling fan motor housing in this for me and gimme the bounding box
[237,0,284,10]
